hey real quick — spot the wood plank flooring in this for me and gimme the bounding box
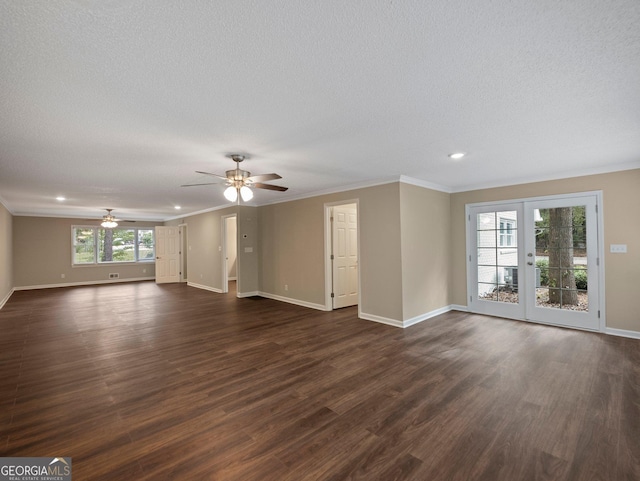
[1,281,638,480]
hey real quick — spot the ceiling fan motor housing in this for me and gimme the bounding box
[226,168,251,187]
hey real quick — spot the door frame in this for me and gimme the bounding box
[324,199,360,312]
[221,213,237,294]
[179,223,187,283]
[465,190,606,332]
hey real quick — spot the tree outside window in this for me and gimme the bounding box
[72,226,154,265]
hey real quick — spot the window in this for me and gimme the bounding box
[73,227,96,265]
[499,218,516,247]
[72,226,155,265]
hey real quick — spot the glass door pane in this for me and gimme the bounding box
[534,206,588,311]
[477,211,519,303]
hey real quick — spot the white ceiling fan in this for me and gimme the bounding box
[182,154,288,202]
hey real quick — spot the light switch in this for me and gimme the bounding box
[244,247,253,253]
[610,244,627,253]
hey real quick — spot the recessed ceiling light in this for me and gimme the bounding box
[448,152,466,160]
[56,196,66,201]
[174,205,181,210]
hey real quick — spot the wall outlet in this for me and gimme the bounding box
[61,273,65,279]
[610,244,627,253]
[284,284,288,291]
[143,268,146,273]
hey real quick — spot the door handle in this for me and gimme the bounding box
[527,261,533,266]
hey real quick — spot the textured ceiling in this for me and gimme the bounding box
[1,0,639,221]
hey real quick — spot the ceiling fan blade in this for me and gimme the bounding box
[252,182,288,192]
[181,182,221,187]
[246,173,282,182]
[195,171,228,180]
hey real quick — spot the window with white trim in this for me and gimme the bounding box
[499,218,516,247]
[72,226,155,265]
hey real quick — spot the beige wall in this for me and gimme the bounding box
[13,217,158,287]
[0,202,12,304]
[237,205,259,294]
[450,169,640,332]
[174,207,232,291]
[6,169,638,334]
[400,183,451,321]
[168,206,262,293]
[259,182,405,320]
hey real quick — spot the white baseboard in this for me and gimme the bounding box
[403,305,457,328]
[361,305,463,329]
[257,291,328,311]
[0,288,15,309]
[14,277,155,291]
[605,327,640,340]
[187,282,223,294]
[450,304,469,312]
[237,291,259,298]
[358,312,404,328]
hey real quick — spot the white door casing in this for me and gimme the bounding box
[155,226,181,284]
[221,214,237,293]
[332,204,358,309]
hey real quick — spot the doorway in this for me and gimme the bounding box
[325,201,359,310]
[222,214,237,294]
[467,192,603,331]
[179,224,187,283]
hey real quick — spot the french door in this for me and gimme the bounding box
[468,193,601,331]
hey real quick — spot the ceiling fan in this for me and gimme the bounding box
[82,209,134,228]
[182,154,288,202]
[100,209,119,228]
[80,209,137,228]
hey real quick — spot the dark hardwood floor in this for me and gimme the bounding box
[1,281,638,480]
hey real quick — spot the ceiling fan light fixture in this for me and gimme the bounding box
[240,185,253,202]
[224,186,238,202]
[101,209,118,228]
[101,219,118,228]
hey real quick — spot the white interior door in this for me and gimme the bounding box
[332,204,358,309]
[468,193,601,331]
[155,226,180,284]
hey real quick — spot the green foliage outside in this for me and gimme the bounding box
[574,266,587,290]
[535,206,587,253]
[535,258,587,290]
[73,227,154,263]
